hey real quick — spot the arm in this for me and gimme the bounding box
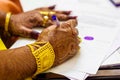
[0,5,79,80]
[0,11,6,29]
[0,46,36,80]
[0,19,80,80]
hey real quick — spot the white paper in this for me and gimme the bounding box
[102,50,120,65]
[103,29,120,61]
[75,7,120,73]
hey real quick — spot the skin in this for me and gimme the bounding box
[0,19,80,80]
[9,5,76,38]
[37,19,80,66]
[0,5,80,80]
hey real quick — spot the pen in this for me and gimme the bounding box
[51,15,60,26]
[99,63,120,70]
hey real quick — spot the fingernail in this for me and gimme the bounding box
[30,31,40,39]
[48,5,56,9]
[64,11,72,15]
[68,16,77,19]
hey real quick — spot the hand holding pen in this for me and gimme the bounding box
[30,15,60,39]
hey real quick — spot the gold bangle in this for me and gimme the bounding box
[4,12,11,36]
[5,12,11,32]
[27,42,55,77]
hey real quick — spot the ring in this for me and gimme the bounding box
[39,11,56,27]
[39,11,56,16]
[42,15,49,26]
[39,11,49,16]
[49,11,56,15]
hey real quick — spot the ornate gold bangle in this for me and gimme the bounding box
[27,42,55,77]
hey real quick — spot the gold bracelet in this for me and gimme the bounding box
[5,12,11,32]
[27,42,55,77]
[4,12,11,36]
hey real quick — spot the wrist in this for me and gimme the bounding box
[27,42,55,77]
[25,46,37,74]
[15,46,37,78]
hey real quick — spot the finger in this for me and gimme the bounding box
[59,19,78,34]
[35,5,55,11]
[67,19,78,28]
[55,10,71,15]
[45,20,54,27]
[65,19,78,35]
[20,26,40,39]
[48,5,56,10]
[56,13,77,21]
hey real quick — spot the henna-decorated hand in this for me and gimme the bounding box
[37,19,80,67]
[9,5,76,39]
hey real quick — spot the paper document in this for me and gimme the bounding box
[102,29,120,63]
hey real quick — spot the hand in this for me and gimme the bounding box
[9,5,76,39]
[37,19,80,66]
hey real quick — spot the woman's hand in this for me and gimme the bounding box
[9,5,76,38]
[37,19,80,66]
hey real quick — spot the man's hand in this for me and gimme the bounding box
[37,19,80,66]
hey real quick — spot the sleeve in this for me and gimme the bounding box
[0,0,23,14]
[0,38,7,50]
